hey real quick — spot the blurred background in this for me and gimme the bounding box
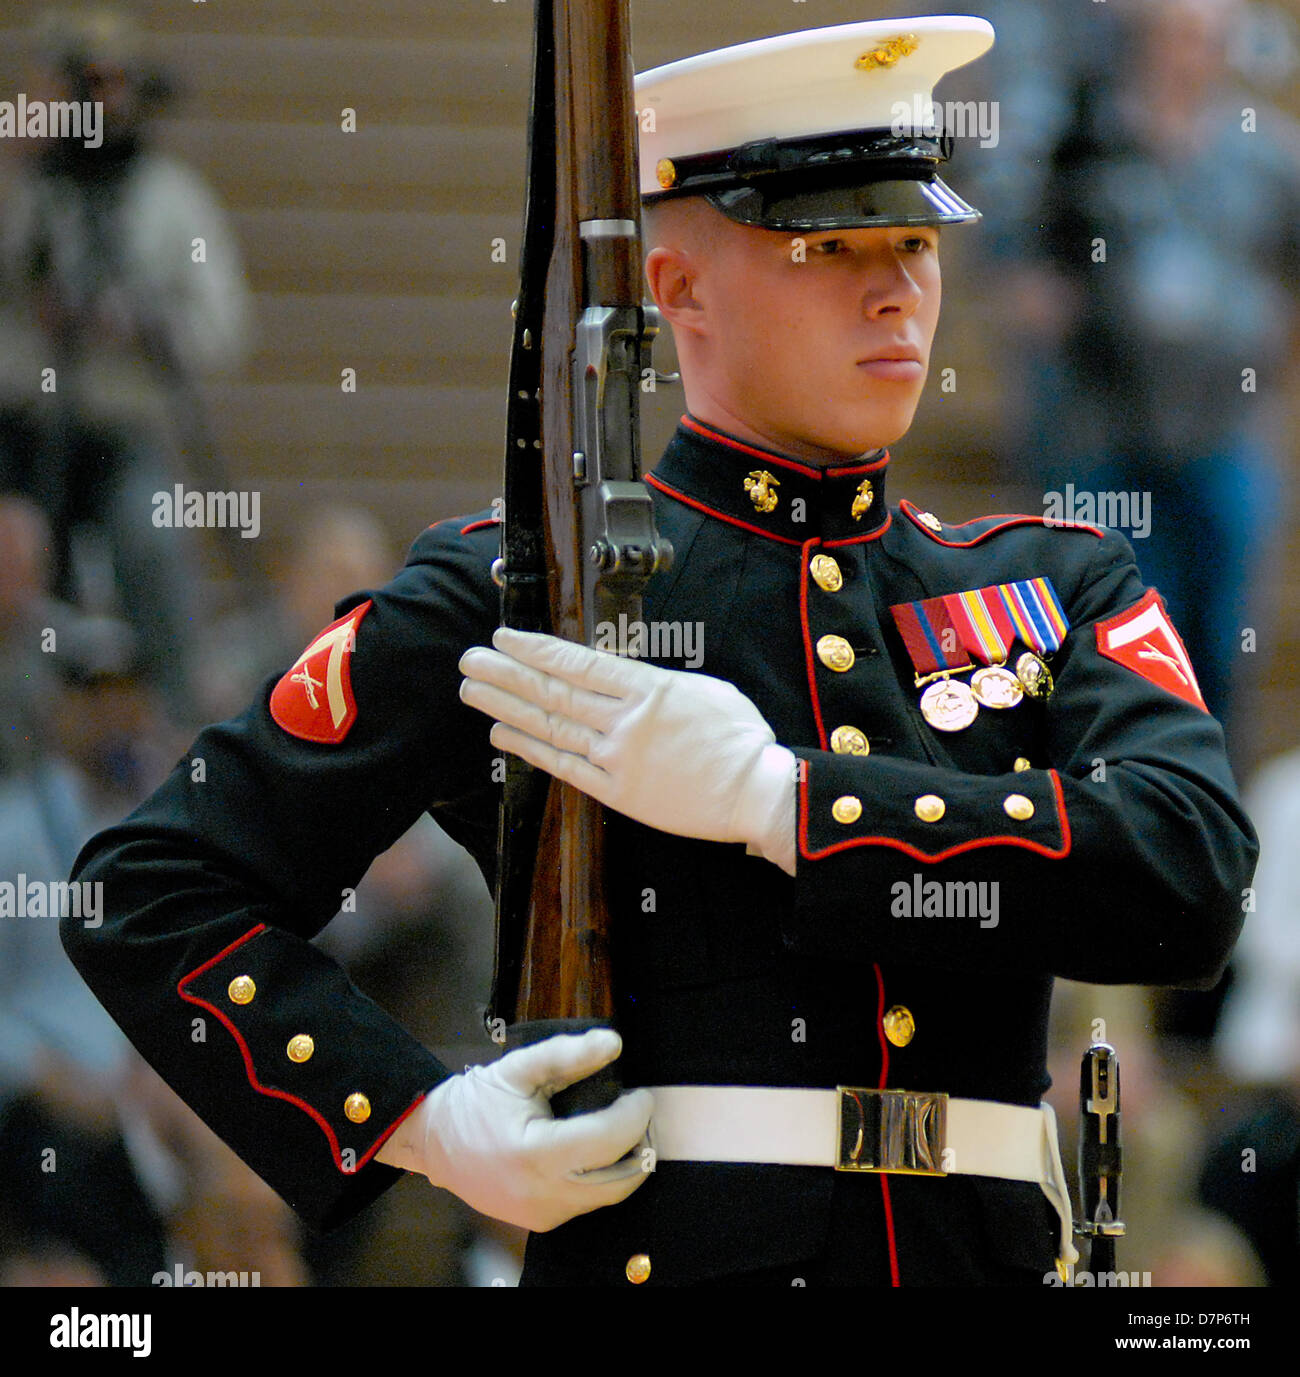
[0,0,1296,1286]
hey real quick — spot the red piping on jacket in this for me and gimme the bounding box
[874,962,901,1286]
[644,472,807,546]
[900,500,1104,546]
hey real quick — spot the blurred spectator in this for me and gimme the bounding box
[990,0,1300,750]
[0,3,252,721]
[0,622,307,1287]
[0,624,170,1284]
[0,495,65,776]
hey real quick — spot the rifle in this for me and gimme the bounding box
[489,0,673,1114]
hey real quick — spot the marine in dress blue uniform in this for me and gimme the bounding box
[62,16,1256,1286]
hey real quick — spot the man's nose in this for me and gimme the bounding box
[860,256,924,318]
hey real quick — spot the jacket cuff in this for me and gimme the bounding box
[178,924,450,1180]
[793,749,1071,865]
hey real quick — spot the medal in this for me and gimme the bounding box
[1016,651,1054,699]
[971,665,1024,709]
[891,577,1069,731]
[920,677,979,731]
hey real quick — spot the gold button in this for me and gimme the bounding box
[830,725,869,756]
[227,975,256,1005]
[851,478,874,521]
[1013,757,1032,773]
[625,1253,651,1284]
[816,635,855,672]
[917,511,943,532]
[344,1093,371,1124]
[832,795,862,824]
[809,554,843,592]
[287,1035,315,1064]
[914,794,945,823]
[655,158,676,190]
[883,1005,915,1048]
[1004,793,1035,821]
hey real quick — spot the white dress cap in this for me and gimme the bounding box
[635,15,995,228]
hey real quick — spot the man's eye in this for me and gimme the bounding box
[900,236,935,254]
[812,238,846,255]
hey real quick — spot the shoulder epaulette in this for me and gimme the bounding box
[899,499,1104,547]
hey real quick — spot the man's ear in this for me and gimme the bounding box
[645,246,706,338]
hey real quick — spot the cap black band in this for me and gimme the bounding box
[645,126,955,198]
[642,124,978,230]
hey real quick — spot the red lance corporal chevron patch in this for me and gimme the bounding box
[269,600,373,743]
[1094,589,1207,712]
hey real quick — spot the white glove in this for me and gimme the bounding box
[458,627,797,873]
[375,1030,653,1232]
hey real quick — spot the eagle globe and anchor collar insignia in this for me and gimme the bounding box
[889,579,1069,731]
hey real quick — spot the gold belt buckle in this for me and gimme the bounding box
[835,1087,948,1174]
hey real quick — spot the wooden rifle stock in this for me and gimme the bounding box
[491,0,671,1110]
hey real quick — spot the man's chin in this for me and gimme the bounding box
[814,421,913,461]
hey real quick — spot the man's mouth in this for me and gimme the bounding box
[857,354,924,381]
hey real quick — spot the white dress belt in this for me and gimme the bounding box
[645,1085,1079,1267]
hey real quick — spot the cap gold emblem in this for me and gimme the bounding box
[882,1005,916,1047]
[344,1092,371,1124]
[655,158,676,190]
[287,1035,315,1063]
[744,470,780,514]
[915,794,945,823]
[1013,757,1032,773]
[227,975,256,1005]
[816,635,855,672]
[851,479,875,521]
[1003,793,1035,821]
[855,35,920,71]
